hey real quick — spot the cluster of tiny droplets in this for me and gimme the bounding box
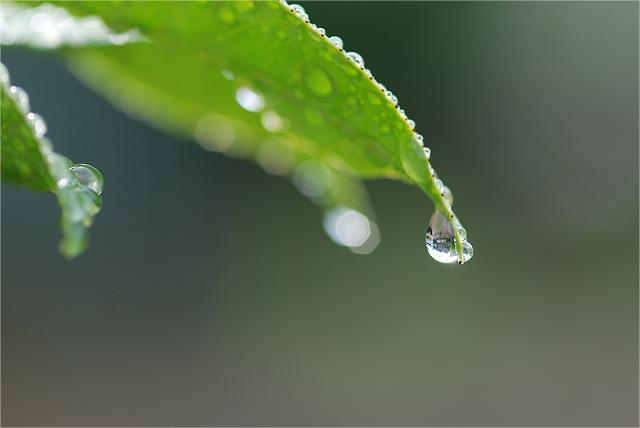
[280,1,472,262]
[0,62,103,196]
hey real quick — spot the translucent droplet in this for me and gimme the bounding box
[461,241,474,262]
[434,178,444,193]
[441,185,453,205]
[293,160,331,198]
[423,146,431,159]
[235,87,265,112]
[222,69,234,80]
[289,4,308,20]
[425,210,458,264]
[457,226,468,241]
[385,90,397,105]
[316,27,326,36]
[26,112,47,137]
[69,163,104,195]
[261,110,287,132]
[346,51,364,68]
[414,133,424,145]
[0,63,10,86]
[9,85,30,112]
[328,35,343,49]
[305,68,333,96]
[407,119,415,129]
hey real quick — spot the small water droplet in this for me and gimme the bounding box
[235,87,265,112]
[222,69,234,80]
[26,112,47,137]
[9,85,30,112]
[346,51,364,68]
[69,163,104,195]
[461,241,474,262]
[316,27,326,36]
[289,4,308,20]
[0,63,10,86]
[425,210,458,264]
[423,146,431,159]
[305,68,333,96]
[384,90,397,105]
[407,119,415,129]
[434,178,444,193]
[441,185,453,205]
[414,133,424,145]
[279,0,289,6]
[261,110,288,132]
[328,35,343,49]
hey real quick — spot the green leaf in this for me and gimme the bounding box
[4,1,472,262]
[0,64,104,259]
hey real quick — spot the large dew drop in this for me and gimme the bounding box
[425,210,473,264]
[69,163,104,195]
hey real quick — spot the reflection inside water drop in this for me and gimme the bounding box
[425,210,473,264]
[69,163,104,195]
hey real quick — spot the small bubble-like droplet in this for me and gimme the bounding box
[423,146,431,159]
[441,185,453,205]
[26,112,47,137]
[329,35,343,49]
[235,87,265,112]
[222,69,234,80]
[346,51,364,67]
[434,178,444,193]
[305,68,333,96]
[461,241,474,262]
[69,163,104,195]
[407,119,415,129]
[425,210,458,264]
[414,133,424,145]
[289,4,308,20]
[9,85,30,113]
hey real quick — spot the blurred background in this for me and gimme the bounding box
[2,2,638,426]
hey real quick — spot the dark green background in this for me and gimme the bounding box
[2,2,638,426]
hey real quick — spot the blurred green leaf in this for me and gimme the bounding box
[0,73,103,258]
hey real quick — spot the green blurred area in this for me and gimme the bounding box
[1,2,638,426]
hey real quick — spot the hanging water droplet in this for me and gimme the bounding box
[316,27,326,36]
[0,63,10,86]
[425,210,458,264]
[328,35,343,49]
[69,163,104,195]
[235,87,265,112]
[9,85,30,112]
[289,4,308,20]
[407,119,415,129]
[346,51,364,68]
[441,185,453,205]
[423,146,431,159]
[414,133,424,145]
[26,112,47,137]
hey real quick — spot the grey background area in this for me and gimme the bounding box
[1,2,638,426]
